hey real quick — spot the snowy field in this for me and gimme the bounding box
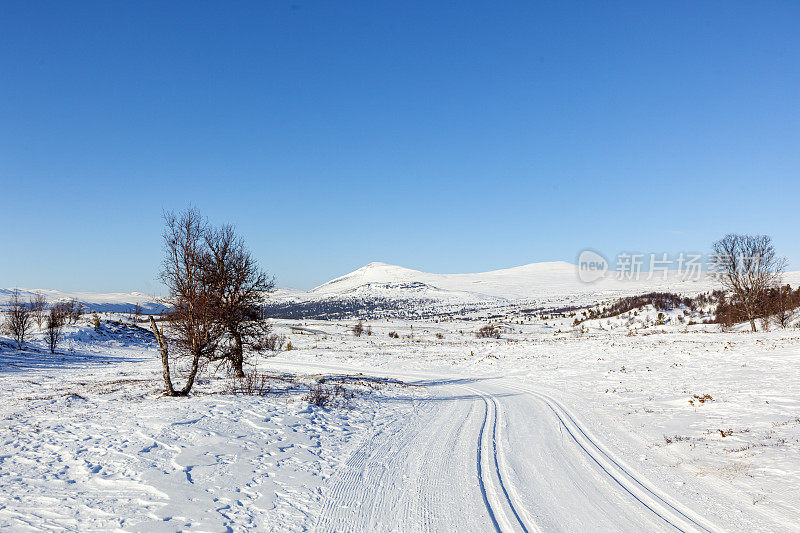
[1,315,799,531]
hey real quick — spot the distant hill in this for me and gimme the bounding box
[265,261,747,319]
[0,288,165,314]
[5,262,799,320]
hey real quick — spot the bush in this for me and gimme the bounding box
[260,333,286,352]
[230,372,272,395]
[4,289,31,349]
[304,382,354,408]
[476,324,500,339]
[388,331,399,338]
[286,341,293,351]
[45,308,64,354]
[352,320,364,337]
[304,384,331,407]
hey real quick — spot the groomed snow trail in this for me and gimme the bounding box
[267,361,722,533]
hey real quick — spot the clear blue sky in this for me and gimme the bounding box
[1,1,798,293]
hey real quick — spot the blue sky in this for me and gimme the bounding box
[1,1,798,293]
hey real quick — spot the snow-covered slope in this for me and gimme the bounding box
[0,288,165,313]
[267,261,800,319]
[313,261,720,300]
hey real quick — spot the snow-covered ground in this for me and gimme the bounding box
[2,314,799,531]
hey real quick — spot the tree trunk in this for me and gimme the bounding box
[150,317,176,396]
[178,351,201,395]
[231,333,245,378]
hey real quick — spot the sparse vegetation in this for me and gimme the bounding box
[476,324,500,338]
[45,307,64,354]
[30,292,46,331]
[4,289,31,349]
[712,234,787,332]
[304,383,332,407]
[229,371,272,396]
[260,333,286,352]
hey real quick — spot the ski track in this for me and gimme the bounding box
[462,384,533,533]
[498,380,721,533]
[305,364,720,532]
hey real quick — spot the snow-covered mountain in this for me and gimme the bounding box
[310,261,714,300]
[267,260,800,319]
[268,261,705,319]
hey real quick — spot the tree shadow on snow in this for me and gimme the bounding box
[0,344,148,375]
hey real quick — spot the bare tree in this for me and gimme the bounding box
[72,300,84,324]
[154,208,225,396]
[51,301,71,325]
[30,293,47,331]
[711,234,787,332]
[57,298,83,325]
[352,320,364,337]
[4,289,32,349]
[775,284,794,328]
[204,224,275,377]
[45,307,64,354]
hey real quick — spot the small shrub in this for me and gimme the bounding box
[286,341,294,351]
[388,331,399,338]
[688,393,713,406]
[261,333,286,352]
[332,382,355,400]
[476,325,501,339]
[352,320,364,337]
[230,372,272,395]
[304,384,331,407]
[92,313,101,331]
[435,332,444,339]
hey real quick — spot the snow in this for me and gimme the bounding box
[0,288,164,314]
[274,261,800,319]
[2,266,800,531]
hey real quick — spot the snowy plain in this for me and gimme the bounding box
[2,261,800,531]
[2,315,799,531]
